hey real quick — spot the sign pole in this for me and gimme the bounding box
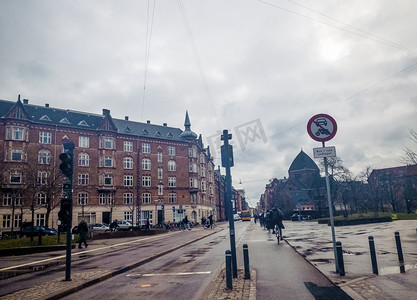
[307,114,339,274]
[322,141,339,273]
[221,130,237,278]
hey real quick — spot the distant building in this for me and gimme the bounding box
[368,164,417,212]
[259,150,328,218]
[0,96,223,233]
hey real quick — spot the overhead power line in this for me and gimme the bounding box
[257,0,415,52]
[141,0,156,122]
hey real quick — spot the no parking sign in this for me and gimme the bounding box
[307,114,337,142]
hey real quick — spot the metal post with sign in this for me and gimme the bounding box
[221,129,237,278]
[307,114,339,273]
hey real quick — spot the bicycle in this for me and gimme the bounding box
[275,225,283,244]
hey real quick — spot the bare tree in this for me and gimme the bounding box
[402,128,417,164]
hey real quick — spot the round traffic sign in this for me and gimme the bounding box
[307,114,337,142]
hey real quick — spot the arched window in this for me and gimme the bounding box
[168,160,176,172]
[38,149,51,164]
[78,192,89,205]
[142,158,151,170]
[123,157,134,169]
[78,153,90,167]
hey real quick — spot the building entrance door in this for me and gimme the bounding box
[102,212,111,224]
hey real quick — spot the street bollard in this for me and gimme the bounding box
[243,244,250,279]
[225,250,233,290]
[368,236,378,275]
[394,232,405,273]
[336,241,345,276]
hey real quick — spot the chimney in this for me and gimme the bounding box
[163,123,167,127]
[23,99,29,104]
[45,103,49,107]
[102,109,110,116]
[125,116,129,121]
[147,120,151,124]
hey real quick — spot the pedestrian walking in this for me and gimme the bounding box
[208,214,213,229]
[78,220,88,249]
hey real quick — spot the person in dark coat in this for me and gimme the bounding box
[78,220,88,249]
[208,214,213,229]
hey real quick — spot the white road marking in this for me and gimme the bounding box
[127,271,211,277]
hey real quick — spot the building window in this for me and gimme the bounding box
[12,127,25,140]
[157,152,163,163]
[168,193,177,203]
[123,193,133,204]
[39,132,52,144]
[11,149,24,161]
[100,137,115,149]
[189,163,198,173]
[189,146,197,158]
[38,149,51,164]
[142,158,151,170]
[2,215,11,228]
[191,193,197,203]
[168,160,176,171]
[37,193,47,205]
[168,146,176,156]
[14,214,21,228]
[124,211,133,222]
[142,193,151,204]
[37,171,49,185]
[142,176,151,187]
[140,210,152,225]
[10,171,23,184]
[78,153,90,167]
[168,177,176,188]
[36,213,46,226]
[78,192,88,205]
[158,168,163,179]
[104,174,113,186]
[200,154,205,164]
[142,143,150,154]
[3,194,12,206]
[104,156,113,167]
[124,141,133,152]
[99,193,114,205]
[79,136,90,148]
[78,173,89,185]
[123,157,134,169]
[190,178,198,188]
[201,180,206,192]
[124,175,134,187]
[158,184,164,195]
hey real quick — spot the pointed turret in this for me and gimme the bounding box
[180,111,197,140]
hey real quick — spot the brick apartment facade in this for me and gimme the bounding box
[0,96,221,233]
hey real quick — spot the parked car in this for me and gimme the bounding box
[91,223,110,232]
[21,226,58,236]
[116,220,133,231]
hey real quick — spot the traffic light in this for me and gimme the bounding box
[59,153,73,178]
[62,180,72,198]
[58,198,72,223]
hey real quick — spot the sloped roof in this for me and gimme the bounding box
[0,98,185,142]
[288,150,319,173]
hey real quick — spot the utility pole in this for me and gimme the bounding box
[221,130,237,278]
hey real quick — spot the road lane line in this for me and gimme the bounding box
[127,271,211,277]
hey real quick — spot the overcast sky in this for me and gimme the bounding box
[1,0,416,206]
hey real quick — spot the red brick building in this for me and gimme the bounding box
[0,96,219,232]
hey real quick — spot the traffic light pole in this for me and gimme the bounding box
[61,141,74,281]
[221,130,237,278]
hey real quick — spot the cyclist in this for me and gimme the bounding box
[271,207,285,239]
